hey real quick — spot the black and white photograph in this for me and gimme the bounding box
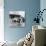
[9,11,25,27]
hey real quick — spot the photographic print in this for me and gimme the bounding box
[9,11,25,27]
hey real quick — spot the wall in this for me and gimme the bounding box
[40,0,46,27]
[4,0,40,42]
